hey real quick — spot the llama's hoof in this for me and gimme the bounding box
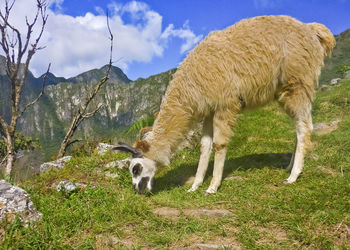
[205,186,217,195]
[188,183,201,192]
[283,178,295,184]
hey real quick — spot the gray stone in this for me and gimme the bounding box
[183,208,232,219]
[313,119,341,135]
[40,156,72,173]
[330,78,341,85]
[343,70,350,79]
[97,143,115,155]
[105,158,130,169]
[153,207,180,219]
[56,180,87,192]
[193,243,238,249]
[104,171,119,179]
[0,180,42,224]
[225,175,244,181]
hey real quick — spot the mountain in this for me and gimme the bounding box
[319,29,350,84]
[1,27,349,158]
[68,65,131,84]
[0,53,173,158]
[15,67,174,158]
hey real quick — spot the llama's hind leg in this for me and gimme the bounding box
[188,114,214,192]
[206,109,236,194]
[284,107,313,184]
[286,141,296,171]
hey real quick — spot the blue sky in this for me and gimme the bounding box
[2,0,350,80]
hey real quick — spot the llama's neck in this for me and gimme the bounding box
[139,77,197,165]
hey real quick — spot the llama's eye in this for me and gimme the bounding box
[132,163,143,176]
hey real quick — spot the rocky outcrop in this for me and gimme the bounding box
[0,180,42,224]
[56,180,87,192]
[40,156,72,173]
[97,143,115,155]
[330,78,342,85]
[344,70,350,79]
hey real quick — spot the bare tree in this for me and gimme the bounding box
[0,0,48,178]
[57,15,114,159]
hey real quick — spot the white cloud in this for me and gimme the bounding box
[162,20,203,54]
[0,0,203,78]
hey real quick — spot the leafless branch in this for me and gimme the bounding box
[57,13,114,158]
[19,63,50,117]
[82,104,104,118]
[0,0,48,177]
[66,139,83,148]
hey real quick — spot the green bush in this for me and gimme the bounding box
[69,137,112,157]
[338,65,350,75]
[0,132,40,158]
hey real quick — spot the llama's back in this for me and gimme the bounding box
[170,15,333,112]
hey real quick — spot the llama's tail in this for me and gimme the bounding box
[308,22,336,57]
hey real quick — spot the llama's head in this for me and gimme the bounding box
[113,142,156,194]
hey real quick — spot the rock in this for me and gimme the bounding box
[96,143,115,155]
[104,171,119,179]
[192,243,238,249]
[0,180,42,224]
[95,234,135,248]
[56,180,87,192]
[225,175,244,181]
[313,119,341,135]
[343,70,350,79]
[105,158,131,169]
[40,156,72,173]
[153,207,180,220]
[183,208,232,219]
[316,166,339,177]
[330,78,341,85]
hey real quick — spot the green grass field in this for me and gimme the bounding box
[2,80,350,249]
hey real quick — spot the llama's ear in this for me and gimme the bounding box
[113,142,143,158]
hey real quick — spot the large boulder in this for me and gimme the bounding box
[344,70,350,79]
[96,143,115,155]
[0,180,42,224]
[330,78,342,85]
[40,156,72,173]
[56,180,87,192]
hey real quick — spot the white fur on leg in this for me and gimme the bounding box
[205,147,227,194]
[284,116,311,184]
[286,142,296,172]
[189,135,213,192]
[188,116,213,192]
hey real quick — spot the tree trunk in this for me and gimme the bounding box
[57,135,69,159]
[4,134,15,178]
[57,115,80,159]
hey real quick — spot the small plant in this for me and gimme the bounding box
[70,138,112,157]
[338,65,350,75]
[0,132,40,158]
[127,116,155,135]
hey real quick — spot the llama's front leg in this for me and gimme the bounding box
[206,110,236,194]
[188,114,213,192]
[284,110,313,184]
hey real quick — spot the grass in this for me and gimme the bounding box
[2,80,350,249]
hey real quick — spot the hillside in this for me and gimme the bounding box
[2,79,350,249]
[319,29,350,84]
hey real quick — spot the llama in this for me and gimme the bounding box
[115,15,335,194]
